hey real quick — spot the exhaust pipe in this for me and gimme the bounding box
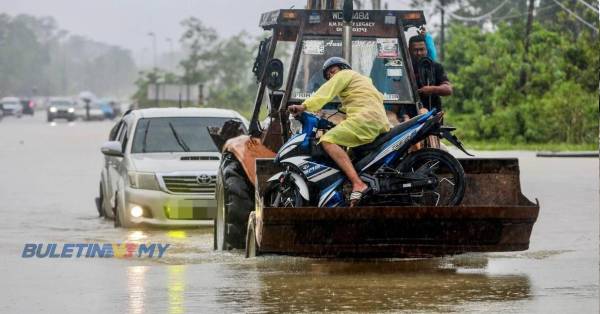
[342,0,353,63]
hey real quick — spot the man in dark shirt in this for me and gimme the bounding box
[406,34,453,149]
[409,34,453,114]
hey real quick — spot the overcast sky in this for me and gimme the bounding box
[0,0,418,64]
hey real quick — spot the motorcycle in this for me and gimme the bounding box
[264,109,473,208]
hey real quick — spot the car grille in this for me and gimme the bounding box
[161,175,216,194]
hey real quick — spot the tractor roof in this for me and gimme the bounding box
[259,9,426,32]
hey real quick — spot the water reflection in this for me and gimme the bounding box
[215,256,530,313]
[127,230,148,242]
[127,266,147,314]
[168,265,186,314]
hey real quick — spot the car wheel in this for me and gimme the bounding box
[114,191,134,228]
[114,192,122,228]
[96,182,104,217]
[215,153,254,250]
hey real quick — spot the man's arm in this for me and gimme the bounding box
[418,81,452,96]
[418,63,453,96]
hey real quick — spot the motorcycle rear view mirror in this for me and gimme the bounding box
[265,58,284,91]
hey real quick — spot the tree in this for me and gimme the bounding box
[179,17,219,87]
[0,13,137,98]
[443,22,598,144]
[205,32,257,115]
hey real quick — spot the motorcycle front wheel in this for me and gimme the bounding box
[263,175,305,208]
[398,148,466,206]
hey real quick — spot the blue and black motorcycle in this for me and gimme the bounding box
[264,109,473,208]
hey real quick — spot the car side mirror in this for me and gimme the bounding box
[101,141,123,157]
[265,59,284,91]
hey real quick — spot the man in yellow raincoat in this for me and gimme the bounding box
[288,57,390,206]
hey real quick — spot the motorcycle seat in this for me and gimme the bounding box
[351,113,424,161]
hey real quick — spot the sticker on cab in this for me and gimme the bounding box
[384,14,397,25]
[376,38,399,58]
[303,40,325,55]
[386,68,403,77]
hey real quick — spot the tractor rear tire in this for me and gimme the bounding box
[216,153,254,250]
[245,212,260,258]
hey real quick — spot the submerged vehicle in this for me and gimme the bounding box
[98,108,248,228]
[210,0,539,257]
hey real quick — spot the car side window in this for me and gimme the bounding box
[115,121,127,141]
[109,121,122,140]
[118,123,129,153]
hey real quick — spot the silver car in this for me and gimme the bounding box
[0,97,23,118]
[97,107,248,228]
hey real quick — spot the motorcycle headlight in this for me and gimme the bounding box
[49,107,57,113]
[128,171,160,190]
[67,107,75,113]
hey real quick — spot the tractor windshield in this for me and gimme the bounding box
[291,36,413,103]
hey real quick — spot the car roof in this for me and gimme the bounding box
[49,97,74,102]
[130,107,247,122]
[1,97,19,102]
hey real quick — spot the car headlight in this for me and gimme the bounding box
[68,107,75,113]
[128,171,160,190]
[49,107,57,113]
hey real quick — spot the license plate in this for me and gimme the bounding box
[166,201,208,220]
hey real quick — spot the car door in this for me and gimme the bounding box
[107,121,127,208]
[114,121,130,192]
[103,121,122,205]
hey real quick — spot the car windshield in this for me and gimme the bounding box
[50,101,72,107]
[131,117,243,153]
[291,36,413,103]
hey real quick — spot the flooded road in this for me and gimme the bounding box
[0,114,598,313]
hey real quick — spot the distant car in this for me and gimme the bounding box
[100,99,122,119]
[47,98,76,122]
[96,100,115,119]
[0,97,23,118]
[97,107,248,228]
[20,98,35,115]
[0,104,4,122]
[76,101,105,121]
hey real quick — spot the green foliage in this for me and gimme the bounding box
[444,22,598,145]
[133,20,260,118]
[205,31,258,116]
[179,17,219,85]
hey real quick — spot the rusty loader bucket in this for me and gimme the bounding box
[250,158,539,258]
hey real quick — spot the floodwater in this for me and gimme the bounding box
[0,114,598,313]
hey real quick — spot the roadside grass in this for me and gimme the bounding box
[457,141,598,151]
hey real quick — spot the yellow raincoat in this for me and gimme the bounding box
[303,69,390,148]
